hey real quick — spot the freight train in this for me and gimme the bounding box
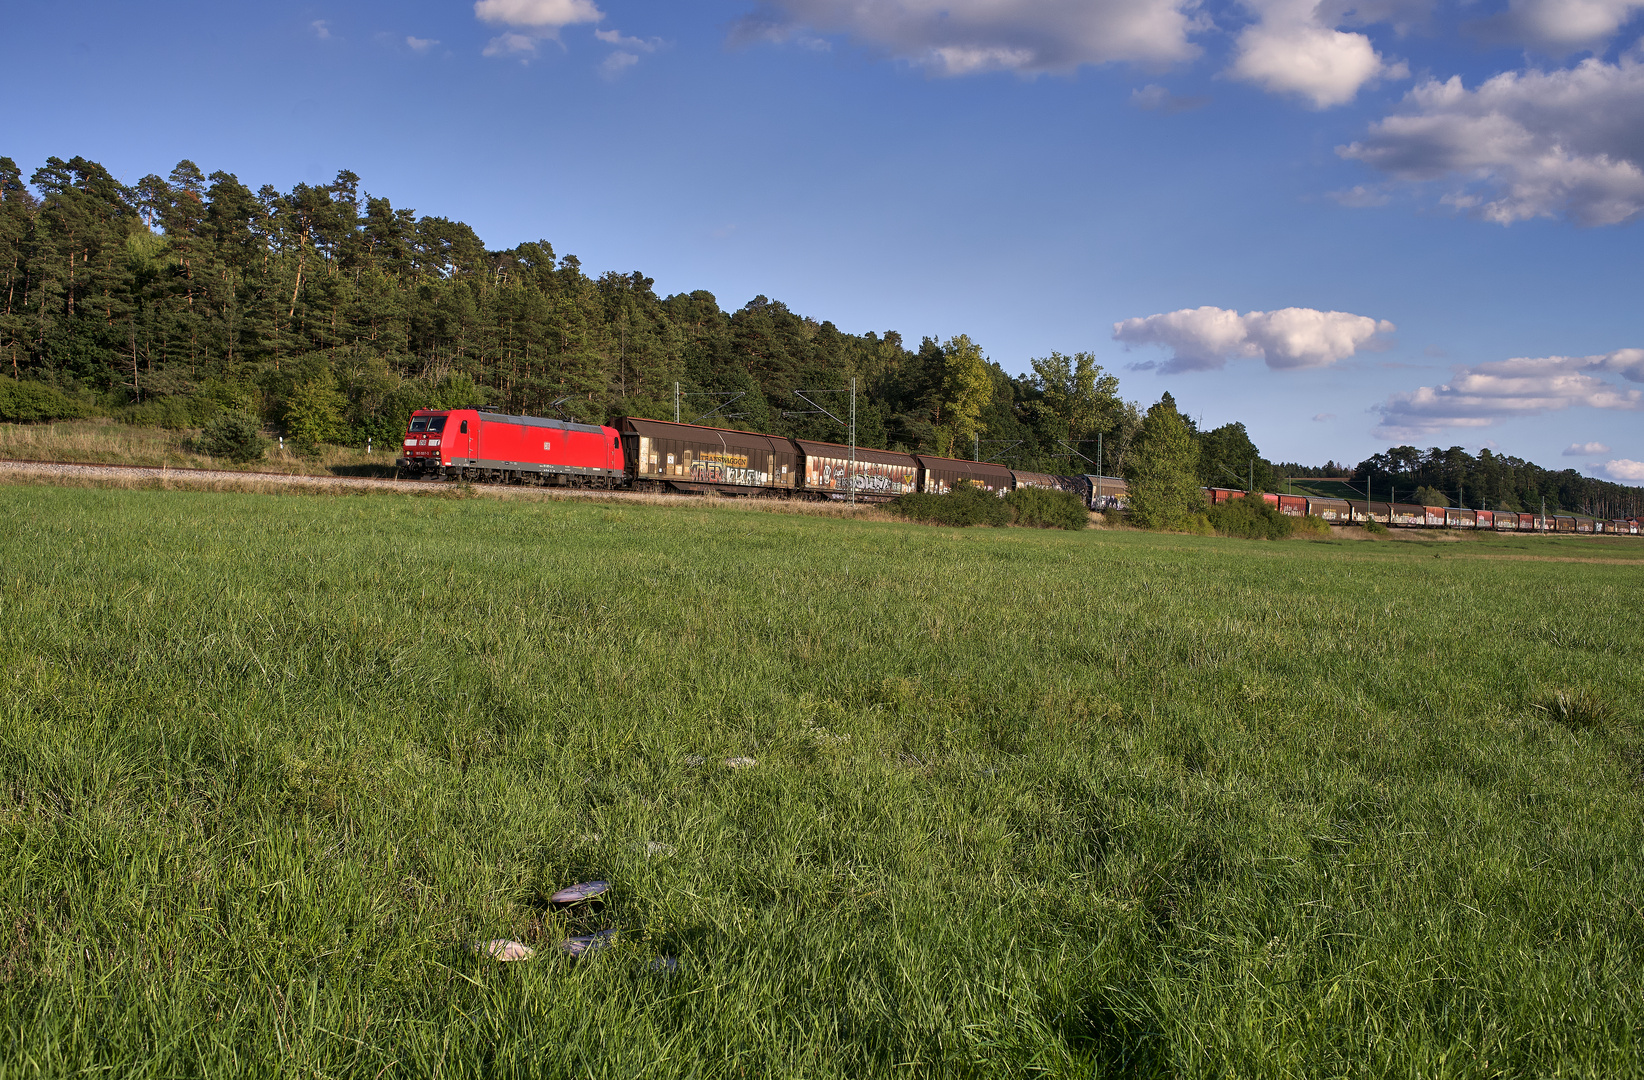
[397,408,1129,507]
[398,408,1640,535]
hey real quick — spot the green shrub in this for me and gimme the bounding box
[0,377,91,422]
[1293,514,1331,538]
[118,396,200,429]
[1206,494,1294,539]
[1003,486,1088,530]
[189,413,268,464]
[1365,519,1389,535]
[889,482,1013,527]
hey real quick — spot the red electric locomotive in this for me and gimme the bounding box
[398,408,626,486]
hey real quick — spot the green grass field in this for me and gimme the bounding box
[2,485,1641,1078]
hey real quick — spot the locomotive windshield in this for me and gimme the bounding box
[408,416,448,433]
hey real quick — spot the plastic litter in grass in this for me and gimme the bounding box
[561,929,618,957]
[683,754,705,766]
[550,881,610,905]
[724,756,757,769]
[475,940,534,962]
[642,841,676,857]
[648,956,679,973]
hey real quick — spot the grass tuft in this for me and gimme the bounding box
[1532,688,1618,731]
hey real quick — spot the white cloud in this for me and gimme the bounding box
[1313,412,1337,420]
[1329,183,1391,206]
[483,31,542,57]
[407,36,440,52]
[1374,349,1644,437]
[600,50,639,77]
[595,28,660,52]
[1340,50,1644,226]
[311,19,331,40]
[1474,0,1644,55]
[1231,0,1408,109]
[1113,305,1396,373]
[729,0,1206,75]
[477,0,603,58]
[1131,84,1210,112]
[1593,458,1644,481]
[1565,440,1612,454]
[475,0,602,29]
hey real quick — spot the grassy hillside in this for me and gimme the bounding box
[1282,478,1365,500]
[1,487,1640,1077]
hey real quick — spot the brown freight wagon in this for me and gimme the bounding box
[620,417,799,495]
[1445,508,1477,528]
[1083,475,1130,510]
[1306,497,1350,522]
[1010,470,1060,491]
[1349,500,1393,524]
[795,439,919,501]
[1391,503,1425,526]
[916,454,1014,495]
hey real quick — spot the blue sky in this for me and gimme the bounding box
[4,0,1642,476]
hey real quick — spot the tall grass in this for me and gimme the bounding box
[0,419,394,476]
[0,487,1640,1077]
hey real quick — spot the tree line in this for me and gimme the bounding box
[1354,445,1642,520]
[0,153,1636,519]
[0,154,1146,470]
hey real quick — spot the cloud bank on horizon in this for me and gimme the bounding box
[1112,306,1396,373]
[1374,348,1644,438]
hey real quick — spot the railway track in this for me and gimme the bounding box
[0,457,447,493]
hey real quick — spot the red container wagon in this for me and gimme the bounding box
[1206,487,1246,505]
[398,408,624,484]
[1519,512,1540,531]
[621,417,798,496]
[1475,510,1494,530]
[1422,506,1446,526]
[1391,503,1425,526]
[796,439,919,500]
[1276,494,1308,517]
[916,454,1014,495]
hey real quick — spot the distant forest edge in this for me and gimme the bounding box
[0,154,1637,518]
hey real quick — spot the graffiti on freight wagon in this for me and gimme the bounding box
[635,436,792,487]
[805,456,917,495]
